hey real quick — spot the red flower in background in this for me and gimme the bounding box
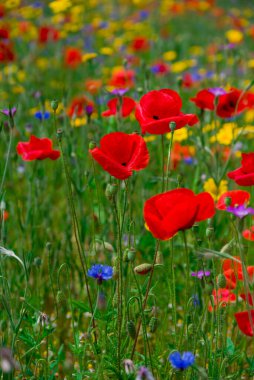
[216,190,250,210]
[109,68,135,89]
[144,188,215,240]
[240,293,254,306]
[0,27,9,39]
[38,26,59,44]
[222,256,254,289]
[64,47,82,68]
[190,89,216,111]
[135,89,199,135]
[0,41,15,62]
[17,135,60,161]
[216,88,254,118]
[68,96,94,118]
[235,310,254,336]
[85,79,102,95]
[130,36,150,52]
[90,132,149,180]
[208,288,236,312]
[102,97,136,118]
[227,153,254,186]
[171,143,195,169]
[242,226,254,241]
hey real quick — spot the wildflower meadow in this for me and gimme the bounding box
[0,0,254,379]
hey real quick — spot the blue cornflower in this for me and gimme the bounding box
[34,111,50,121]
[87,264,113,285]
[169,351,195,370]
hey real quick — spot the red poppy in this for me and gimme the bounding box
[16,135,60,161]
[181,73,195,89]
[85,79,102,95]
[216,88,254,118]
[102,97,136,118]
[227,153,254,186]
[130,36,149,52]
[90,132,149,180]
[242,226,254,241]
[223,256,254,289]
[0,41,15,62]
[190,89,215,111]
[216,190,250,210]
[135,89,199,135]
[208,288,236,312]
[109,68,135,89]
[235,310,254,336]
[67,96,94,118]
[38,26,59,44]
[144,188,215,240]
[0,27,9,39]
[240,293,254,306]
[64,47,82,68]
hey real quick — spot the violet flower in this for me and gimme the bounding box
[191,270,211,279]
[226,205,254,219]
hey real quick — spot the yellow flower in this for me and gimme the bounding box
[166,127,189,142]
[189,46,203,56]
[203,178,228,201]
[247,59,254,69]
[171,61,188,73]
[49,0,71,13]
[71,117,87,128]
[144,136,157,143]
[210,123,236,145]
[100,47,113,55]
[225,29,243,44]
[5,0,20,8]
[82,53,97,62]
[163,50,177,61]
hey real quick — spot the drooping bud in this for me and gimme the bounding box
[127,320,136,339]
[149,317,159,333]
[134,263,153,275]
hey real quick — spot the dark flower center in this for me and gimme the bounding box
[153,115,159,120]
[122,162,127,166]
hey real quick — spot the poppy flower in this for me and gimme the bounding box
[216,190,250,210]
[0,41,15,62]
[64,47,82,68]
[227,152,254,186]
[144,188,215,240]
[38,26,59,44]
[109,68,135,89]
[190,89,221,111]
[240,293,254,306]
[222,256,254,289]
[130,36,150,52]
[208,288,236,311]
[85,79,102,94]
[216,88,254,119]
[102,97,136,118]
[235,310,254,336]
[68,96,94,118]
[89,132,149,180]
[16,135,60,161]
[0,28,9,40]
[242,226,254,241]
[135,89,199,135]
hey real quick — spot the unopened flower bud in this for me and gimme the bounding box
[169,121,176,132]
[105,183,117,201]
[57,290,66,306]
[127,320,136,339]
[217,274,226,288]
[149,317,159,333]
[51,100,59,111]
[134,263,152,275]
[89,141,96,150]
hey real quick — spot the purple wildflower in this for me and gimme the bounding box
[87,264,113,285]
[208,87,226,97]
[191,270,211,279]
[136,366,154,380]
[111,88,128,96]
[226,205,254,219]
[1,107,17,117]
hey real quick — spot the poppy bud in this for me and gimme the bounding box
[169,121,176,132]
[127,320,136,339]
[217,274,226,288]
[206,227,214,239]
[56,290,66,306]
[89,140,96,150]
[123,248,135,262]
[56,128,63,140]
[224,196,232,207]
[105,183,117,201]
[51,100,59,111]
[149,317,159,333]
[134,263,153,275]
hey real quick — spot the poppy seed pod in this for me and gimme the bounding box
[149,317,159,333]
[56,290,66,306]
[134,263,153,275]
[217,274,227,288]
[127,320,136,339]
